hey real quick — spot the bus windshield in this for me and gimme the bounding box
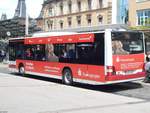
[112,32,144,55]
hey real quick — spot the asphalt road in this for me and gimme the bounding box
[0,72,150,113]
[0,63,150,101]
[0,63,150,113]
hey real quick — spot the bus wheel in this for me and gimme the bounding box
[62,69,73,85]
[19,66,25,76]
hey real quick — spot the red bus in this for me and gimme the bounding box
[9,29,146,85]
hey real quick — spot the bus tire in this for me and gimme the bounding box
[19,65,25,76]
[62,69,73,85]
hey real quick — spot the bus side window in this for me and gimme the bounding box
[25,47,34,60]
[16,44,24,59]
[45,44,58,62]
[66,44,76,59]
[59,44,67,58]
[58,44,76,63]
[77,43,94,64]
[9,45,16,61]
[112,40,129,55]
[24,45,45,61]
[34,45,46,61]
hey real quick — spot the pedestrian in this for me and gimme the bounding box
[0,50,5,62]
[144,62,150,83]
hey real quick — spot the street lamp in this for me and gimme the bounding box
[25,0,29,36]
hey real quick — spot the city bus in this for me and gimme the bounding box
[9,29,146,85]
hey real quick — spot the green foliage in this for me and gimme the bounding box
[129,26,150,30]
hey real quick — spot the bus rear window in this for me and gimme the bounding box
[112,32,144,55]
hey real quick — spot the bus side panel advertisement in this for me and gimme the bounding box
[25,34,94,44]
[113,54,144,71]
[106,53,146,81]
[16,60,105,82]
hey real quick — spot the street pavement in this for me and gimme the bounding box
[0,71,150,113]
[0,63,8,74]
[0,63,8,68]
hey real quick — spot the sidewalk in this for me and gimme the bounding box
[0,63,8,68]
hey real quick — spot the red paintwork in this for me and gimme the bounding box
[106,53,146,81]
[16,60,105,82]
[25,33,94,44]
[106,72,145,81]
[113,54,145,71]
[15,57,145,83]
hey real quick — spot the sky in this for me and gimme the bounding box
[0,0,43,19]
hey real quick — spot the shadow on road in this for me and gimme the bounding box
[12,73,143,93]
[74,82,143,93]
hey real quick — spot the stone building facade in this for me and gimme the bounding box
[129,0,150,27]
[40,0,112,31]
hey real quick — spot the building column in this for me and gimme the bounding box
[112,0,117,24]
[129,0,136,26]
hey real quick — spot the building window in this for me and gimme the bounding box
[117,0,128,24]
[68,17,72,27]
[60,20,63,29]
[50,22,53,30]
[48,7,53,16]
[97,15,103,24]
[47,21,50,29]
[87,14,92,26]
[137,9,150,26]
[68,1,72,13]
[88,0,92,10]
[68,21,72,27]
[77,16,81,26]
[47,20,53,30]
[99,0,103,8]
[60,2,63,15]
[77,1,81,12]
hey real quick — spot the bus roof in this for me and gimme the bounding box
[8,32,78,40]
[32,31,78,37]
[9,31,105,41]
